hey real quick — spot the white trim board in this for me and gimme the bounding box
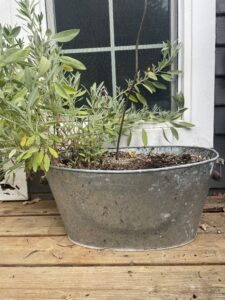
[175,0,216,147]
[0,0,30,200]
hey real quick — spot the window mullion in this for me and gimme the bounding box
[108,0,117,98]
[45,0,57,34]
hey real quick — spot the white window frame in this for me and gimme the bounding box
[177,0,216,148]
[0,0,216,149]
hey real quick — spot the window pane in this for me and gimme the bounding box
[54,0,110,48]
[114,0,170,46]
[116,49,171,110]
[51,0,174,109]
[72,52,112,93]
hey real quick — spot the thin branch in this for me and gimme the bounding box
[116,0,149,159]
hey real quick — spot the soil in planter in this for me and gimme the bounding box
[59,151,206,170]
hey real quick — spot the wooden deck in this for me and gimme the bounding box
[0,196,224,299]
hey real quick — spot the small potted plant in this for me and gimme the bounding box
[0,0,219,250]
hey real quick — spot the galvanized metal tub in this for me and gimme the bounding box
[47,146,219,250]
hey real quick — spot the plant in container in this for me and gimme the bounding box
[0,0,219,250]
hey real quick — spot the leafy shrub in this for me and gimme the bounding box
[0,0,193,173]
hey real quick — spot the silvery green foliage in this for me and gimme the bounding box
[0,0,86,173]
[0,0,193,173]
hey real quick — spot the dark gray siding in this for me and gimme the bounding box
[217,0,225,14]
[213,1,225,188]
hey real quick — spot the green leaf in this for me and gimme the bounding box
[24,67,32,90]
[13,69,25,83]
[172,121,194,129]
[26,135,36,146]
[32,153,39,172]
[128,94,138,103]
[39,56,51,75]
[60,56,86,71]
[22,147,38,160]
[45,29,52,37]
[20,135,27,147]
[12,87,28,104]
[62,64,73,72]
[161,74,173,82]
[170,127,179,140]
[162,128,170,143]
[36,150,45,165]
[28,87,39,108]
[62,84,77,95]
[142,81,156,94]
[52,29,80,43]
[134,84,140,93]
[152,81,167,90]
[127,130,132,146]
[168,70,183,75]
[43,154,51,172]
[136,93,147,106]
[142,128,148,147]
[147,71,157,81]
[75,90,86,97]
[173,92,185,109]
[1,48,30,65]
[9,149,17,159]
[54,83,69,99]
[48,147,58,158]
[11,26,21,37]
[32,150,44,172]
[177,108,187,114]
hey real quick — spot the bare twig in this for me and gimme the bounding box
[116,0,149,159]
[203,207,224,213]
[23,250,44,259]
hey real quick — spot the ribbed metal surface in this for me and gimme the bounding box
[47,146,218,250]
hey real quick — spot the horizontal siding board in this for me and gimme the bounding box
[216,48,225,75]
[212,135,225,188]
[217,0,225,13]
[217,16,225,45]
[215,78,225,104]
[214,5,225,188]
[214,107,225,134]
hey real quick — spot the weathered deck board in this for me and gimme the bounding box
[0,215,65,236]
[0,197,224,299]
[0,200,58,216]
[0,196,224,217]
[0,266,224,299]
[0,234,224,266]
[0,213,224,237]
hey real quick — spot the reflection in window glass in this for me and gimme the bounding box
[114,0,170,46]
[54,0,110,49]
[72,52,112,94]
[52,0,174,109]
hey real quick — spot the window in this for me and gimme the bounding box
[44,0,216,147]
[47,0,177,110]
